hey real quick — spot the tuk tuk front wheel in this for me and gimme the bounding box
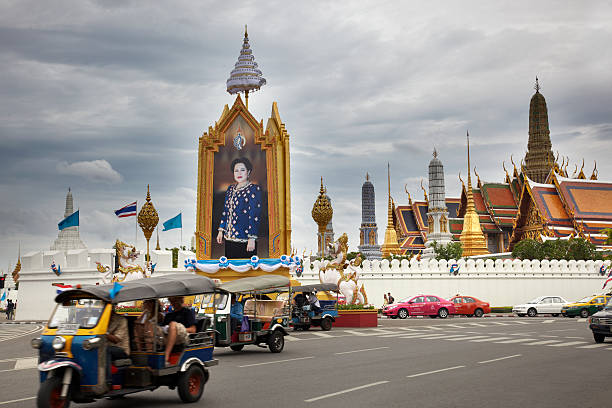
[37,376,71,408]
[230,345,244,352]
[267,330,284,353]
[177,365,205,403]
[320,317,332,331]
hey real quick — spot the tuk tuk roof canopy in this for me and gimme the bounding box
[55,273,217,304]
[290,283,338,292]
[218,275,290,293]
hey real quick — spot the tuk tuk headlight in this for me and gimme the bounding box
[52,336,66,351]
[82,337,101,350]
[31,337,42,349]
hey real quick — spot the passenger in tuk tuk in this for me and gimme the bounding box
[134,299,163,352]
[159,296,197,365]
[293,293,307,308]
[307,291,321,314]
[106,307,130,361]
[229,294,243,333]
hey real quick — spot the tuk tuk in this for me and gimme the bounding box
[198,275,291,353]
[32,274,218,407]
[290,283,338,331]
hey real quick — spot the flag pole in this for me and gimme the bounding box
[135,201,138,248]
[180,212,183,250]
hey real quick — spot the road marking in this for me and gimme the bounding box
[541,335,559,338]
[305,381,389,402]
[514,321,531,325]
[368,328,395,335]
[470,337,512,342]
[424,326,444,330]
[413,334,454,340]
[381,332,427,338]
[0,325,42,343]
[342,330,368,336]
[0,397,36,406]
[488,322,510,326]
[311,332,333,338]
[399,334,442,339]
[524,340,562,346]
[577,344,609,349]
[444,336,488,341]
[284,336,304,341]
[466,323,487,327]
[14,358,37,370]
[407,365,465,378]
[547,341,587,347]
[335,347,389,355]
[494,338,536,344]
[0,356,36,363]
[478,354,522,364]
[542,320,555,323]
[238,356,314,368]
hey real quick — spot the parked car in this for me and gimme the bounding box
[561,294,610,318]
[512,295,568,317]
[449,295,491,317]
[589,297,612,343]
[382,295,456,319]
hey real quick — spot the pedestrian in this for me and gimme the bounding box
[383,293,389,306]
[6,300,14,320]
[387,292,394,304]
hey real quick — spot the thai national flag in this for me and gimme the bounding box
[603,266,612,289]
[115,201,137,218]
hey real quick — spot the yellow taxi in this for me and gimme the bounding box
[561,294,610,318]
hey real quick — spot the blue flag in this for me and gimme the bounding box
[58,210,79,231]
[162,213,182,231]
[0,291,5,301]
[109,282,124,300]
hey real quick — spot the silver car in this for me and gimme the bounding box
[512,295,568,317]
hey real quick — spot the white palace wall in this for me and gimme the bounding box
[15,249,196,321]
[296,258,612,308]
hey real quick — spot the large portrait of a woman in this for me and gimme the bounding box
[211,118,269,259]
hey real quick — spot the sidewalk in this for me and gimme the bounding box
[0,315,46,324]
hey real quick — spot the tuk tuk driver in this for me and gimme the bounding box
[307,291,321,314]
[162,296,196,366]
[106,307,130,361]
[230,295,243,333]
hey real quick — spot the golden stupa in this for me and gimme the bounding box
[381,163,401,257]
[459,132,489,256]
[137,185,159,261]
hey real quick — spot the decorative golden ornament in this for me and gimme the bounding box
[311,177,333,233]
[138,184,159,261]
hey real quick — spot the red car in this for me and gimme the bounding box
[449,295,490,317]
[382,295,456,319]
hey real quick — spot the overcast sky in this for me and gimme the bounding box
[1,1,611,272]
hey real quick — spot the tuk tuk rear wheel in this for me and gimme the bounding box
[230,345,244,351]
[177,365,205,403]
[37,376,71,408]
[320,317,332,331]
[268,330,284,353]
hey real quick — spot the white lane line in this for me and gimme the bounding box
[445,324,465,328]
[478,354,522,364]
[542,320,555,323]
[239,356,314,368]
[412,334,454,340]
[305,381,389,402]
[547,341,587,347]
[397,327,422,331]
[0,356,36,363]
[466,323,487,327]
[541,335,560,338]
[0,397,36,406]
[424,326,444,331]
[488,322,510,326]
[14,358,38,370]
[399,334,440,339]
[494,338,536,344]
[335,347,389,355]
[342,330,368,336]
[524,340,562,346]
[368,328,395,335]
[514,321,531,325]
[407,365,465,378]
[284,336,304,341]
[381,332,427,338]
[577,344,609,349]
[445,336,488,341]
[470,337,512,342]
[311,332,334,338]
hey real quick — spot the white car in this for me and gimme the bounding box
[512,296,569,317]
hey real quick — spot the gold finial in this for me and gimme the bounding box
[459,171,465,187]
[474,166,482,188]
[366,172,369,181]
[311,177,333,233]
[577,158,586,179]
[591,161,598,180]
[245,24,248,38]
[420,179,428,202]
[381,163,400,257]
[503,161,511,183]
[405,184,413,206]
[138,184,159,261]
[535,76,540,93]
[155,226,161,251]
[433,148,438,158]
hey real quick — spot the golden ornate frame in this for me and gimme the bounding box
[196,96,292,264]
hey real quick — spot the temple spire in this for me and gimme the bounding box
[381,163,400,257]
[459,131,489,256]
[524,77,554,183]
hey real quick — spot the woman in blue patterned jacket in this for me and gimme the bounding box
[216,157,262,258]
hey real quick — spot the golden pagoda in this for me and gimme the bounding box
[381,163,401,257]
[459,132,489,256]
[11,245,21,285]
[311,177,333,256]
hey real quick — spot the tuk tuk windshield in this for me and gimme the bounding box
[49,299,105,329]
[196,293,228,315]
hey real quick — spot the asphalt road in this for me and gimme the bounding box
[1,316,610,408]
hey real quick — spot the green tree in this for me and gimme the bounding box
[431,241,463,260]
[566,237,601,260]
[513,238,600,260]
[512,239,545,260]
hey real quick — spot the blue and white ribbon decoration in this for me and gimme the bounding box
[449,263,460,275]
[185,255,302,274]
